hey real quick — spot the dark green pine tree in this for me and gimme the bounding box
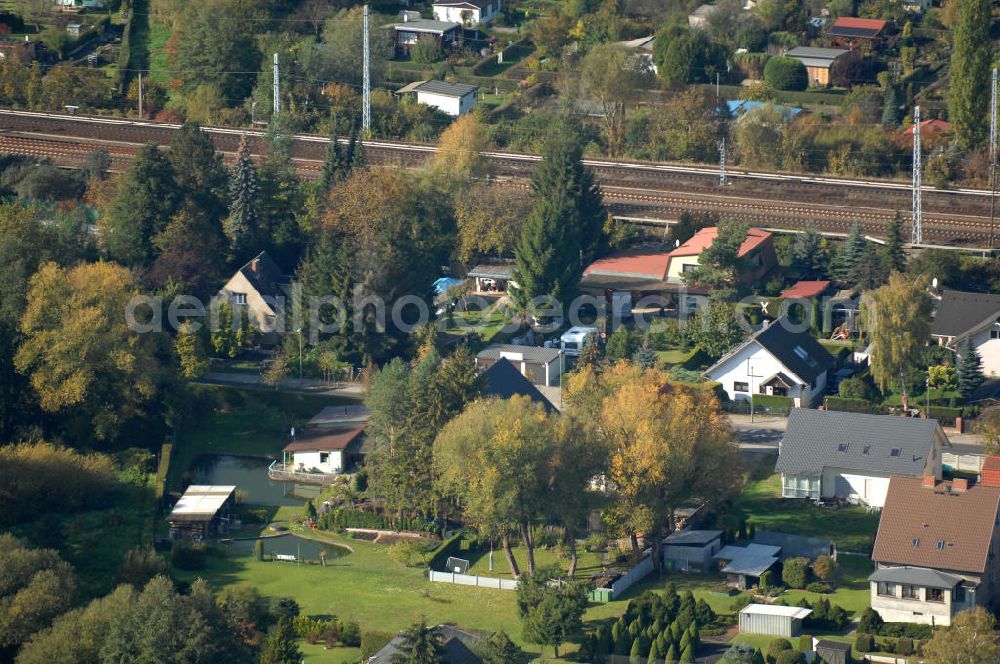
[513,123,606,311]
[101,143,179,268]
[168,121,227,219]
[225,133,259,263]
[793,225,826,279]
[633,334,657,369]
[883,211,907,273]
[949,0,992,149]
[881,85,898,129]
[259,617,302,664]
[320,122,343,189]
[834,220,867,283]
[854,244,889,290]
[344,120,359,171]
[298,236,353,338]
[957,336,985,399]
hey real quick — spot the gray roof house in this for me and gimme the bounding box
[662,529,723,572]
[481,358,555,412]
[775,409,950,507]
[367,624,484,664]
[476,344,564,387]
[931,289,1000,379]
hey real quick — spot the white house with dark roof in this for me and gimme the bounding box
[775,409,950,507]
[931,289,1000,377]
[432,0,500,25]
[475,344,563,387]
[480,358,555,412]
[703,318,836,407]
[396,79,478,116]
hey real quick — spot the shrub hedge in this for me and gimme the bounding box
[824,396,885,414]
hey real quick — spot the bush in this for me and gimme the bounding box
[797,634,812,652]
[117,547,169,587]
[752,394,795,412]
[410,35,440,64]
[170,540,206,570]
[781,557,811,589]
[880,622,933,640]
[775,652,805,664]
[824,396,885,414]
[766,638,793,663]
[764,56,807,91]
[895,636,914,656]
[759,570,776,592]
[855,633,875,653]
[584,533,608,552]
[805,582,832,593]
[340,620,361,647]
[361,630,395,658]
[811,555,838,582]
[858,607,884,635]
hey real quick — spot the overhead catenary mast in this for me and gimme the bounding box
[362,4,371,134]
[990,67,997,252]
[273,53,280,116]
[911,105,922,245]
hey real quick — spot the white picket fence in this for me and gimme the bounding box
[428,570,519,590]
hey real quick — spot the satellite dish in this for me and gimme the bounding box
[675,239,680,247]
[932,277,938,289]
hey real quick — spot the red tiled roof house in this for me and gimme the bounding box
[869,471,1000,626]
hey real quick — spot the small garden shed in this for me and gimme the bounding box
[738,604,811,638]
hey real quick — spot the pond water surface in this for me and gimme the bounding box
[190,454,321,506]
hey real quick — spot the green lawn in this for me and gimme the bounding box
[656,348,696,367]
[444,301,515,345]
[464,544,605,579]
[782,554,874,617]
[147,20,172,86]
[168,385,352,490]
[733,474,880,553]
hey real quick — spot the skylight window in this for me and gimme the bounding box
[912,538,920,547]
[863,445,871,455]
[936,540,945,550]
[837,443,849,453]
[890,448,902,457]
[793,346,808,360]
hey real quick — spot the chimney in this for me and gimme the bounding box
[952,478,969,492]
[922,475,936,488]
[250,258,259,273]
[981,456,1000,488]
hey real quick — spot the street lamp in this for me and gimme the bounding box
[295,328,303,380]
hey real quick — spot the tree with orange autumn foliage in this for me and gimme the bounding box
[565,361,743,569]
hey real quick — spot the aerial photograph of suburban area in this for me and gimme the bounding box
[1,0,1000,661]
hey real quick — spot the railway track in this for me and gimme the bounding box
[0,108,995,247]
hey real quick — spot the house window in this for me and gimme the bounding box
[878,582,897,597]
[927,588,944,602]
[902,584,919,599]
[837,443,849,453]
[682,263,698,274]
[233,293,248,305]
[890,448,902,457]
[992,330,1000,340]
[734,382,749,392]
[319,452,329,464]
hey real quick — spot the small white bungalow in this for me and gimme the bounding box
[278,425,366,478]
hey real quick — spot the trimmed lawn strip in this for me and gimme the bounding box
[464,544,605,579]
[734,474,879,553]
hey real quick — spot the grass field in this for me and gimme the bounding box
[464,543,606,579]
[733,474,880,553]
[146,20,172,86]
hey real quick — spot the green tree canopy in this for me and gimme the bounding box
[948,0,992,148]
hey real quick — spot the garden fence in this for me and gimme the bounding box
[427,570,518,590]
[942,452,984,474]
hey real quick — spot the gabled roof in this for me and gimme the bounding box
[780,280,831,299]
[415,80,478,97]
[775,409,944,477]
[283,425,366,453]
[477,344,562,366]
[368,625,485,664]
[872,476,1000,574]
[481,358,554,412]
[468,263,514,279]
[829,16,888,38]
[234,251,290,302]
[433,0,491,9]
[705,318,835,385]
[785,47,849,69]
[903,118,951,138]
[583,244,673,280]
[669,227,772,259]
[930,289,1000,339]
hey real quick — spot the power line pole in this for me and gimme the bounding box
[911,105,922,246]
[990,67,997,252]
[362,4,371,134]
[137,71,143,119]
[273,53,280,116]
[718,137,726,187]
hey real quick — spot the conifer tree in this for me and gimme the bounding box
[648,639,662,664]
[259,618,301,664]
[225,133,259,262]
[883,211,907,273]
[881,85,898,128]
[513,122,606,312]
[680,643,695,663]
[320,122,343,189]
[344,120,359,170]
[665,643,678,663]
[957,337,985,399]
[633,334,657,369]
[793,225,826,279]
[949,0,992,148]
[168,121,227,219]
[834,221,867,282]
[630,634,645,662]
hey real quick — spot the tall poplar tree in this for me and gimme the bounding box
[949,0,992,149]
[225,134,259,263]
[513,123,606,312]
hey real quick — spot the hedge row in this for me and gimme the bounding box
[824,396,885,414]
[752,394,794,410]
[317,508,442,535]
[426,530,470,571]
